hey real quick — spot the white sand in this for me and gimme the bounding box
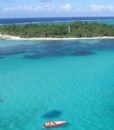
[0,34,114,41]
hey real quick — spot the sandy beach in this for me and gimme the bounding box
[0,33,114,41]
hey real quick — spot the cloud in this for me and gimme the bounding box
[60,3,73,11]
[1,3,114,17]
[89,4,114,12]
[1,3,76,13]
[2,5,54,12]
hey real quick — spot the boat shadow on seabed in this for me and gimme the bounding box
[42,110,62,119]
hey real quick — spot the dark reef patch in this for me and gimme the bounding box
[24,49,95,59]
[0,39,114,59]
[0,57,4,59]
[74,51,95,56]
[24,53,46,59]
[42,110,62,119]
[0,45,27,56]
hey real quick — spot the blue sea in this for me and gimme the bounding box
[0,38,114,130]
[0,17,114,25]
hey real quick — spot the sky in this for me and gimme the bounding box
[0,0,114,18]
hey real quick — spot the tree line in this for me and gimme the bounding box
[0,22,114,38]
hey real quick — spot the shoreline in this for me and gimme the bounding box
[0,34,114,41]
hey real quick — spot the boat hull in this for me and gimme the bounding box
[44,121,67,128]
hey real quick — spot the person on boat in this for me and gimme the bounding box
[44,121,56,127]
[53,122,56,124]
[48,121,56,125]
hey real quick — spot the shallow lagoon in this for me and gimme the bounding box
[0,39,114,130]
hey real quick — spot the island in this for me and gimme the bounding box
[0,22,114,40]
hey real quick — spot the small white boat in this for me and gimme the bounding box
[43,121,67,128]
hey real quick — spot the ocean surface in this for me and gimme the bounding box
[0,39,114,130]
[0,17,114,25]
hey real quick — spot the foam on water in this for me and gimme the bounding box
[0,39,114,130]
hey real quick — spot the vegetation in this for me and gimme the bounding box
[0,22,114,38]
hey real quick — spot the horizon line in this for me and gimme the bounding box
[0,16,114,19]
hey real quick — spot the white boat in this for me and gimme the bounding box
[43,121,67,128]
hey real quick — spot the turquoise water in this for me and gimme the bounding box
[0,39,114,130]
[88,19,114,25]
